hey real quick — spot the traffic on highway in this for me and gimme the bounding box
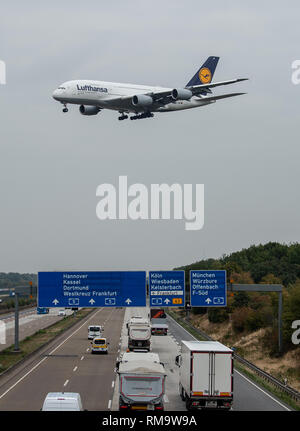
[0,305,291,412]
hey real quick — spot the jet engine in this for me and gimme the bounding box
[79,105,101,116]
[132,94,153,107]
[171,88,193,101]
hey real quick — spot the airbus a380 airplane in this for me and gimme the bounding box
[52,56,247,121]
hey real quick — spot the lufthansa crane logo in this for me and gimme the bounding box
[199,67,212,84]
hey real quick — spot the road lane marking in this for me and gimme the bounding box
[0,309,103,400]
[63,379,69,387]
[80,356,84,361]
[108,400,112,410]
[73,366,78,372]
[112,381,115,388]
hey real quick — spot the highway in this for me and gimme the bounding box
[0,306,293,411]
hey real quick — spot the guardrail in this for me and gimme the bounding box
[167,312,300,403]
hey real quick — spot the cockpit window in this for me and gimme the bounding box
[58,86,66,90]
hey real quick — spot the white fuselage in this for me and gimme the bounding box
[52,80,213,114]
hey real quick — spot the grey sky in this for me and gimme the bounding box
[0,1,299,272]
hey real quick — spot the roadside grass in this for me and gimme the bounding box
[235,362,300,411]
[167,309,300,411]
[0,309,93,374]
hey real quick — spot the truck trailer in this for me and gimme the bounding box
[176,340,234,410]
[117,352,166,411]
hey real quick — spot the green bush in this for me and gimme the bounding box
[232,307,252,332]
[208,308,229,323]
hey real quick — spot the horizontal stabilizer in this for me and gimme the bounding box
[201,92,247,102]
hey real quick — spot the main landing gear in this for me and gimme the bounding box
[130,112,154,120]
[118,114,128,121]
[62,103,68,113]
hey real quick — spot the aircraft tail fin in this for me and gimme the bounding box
[186,56,220,87]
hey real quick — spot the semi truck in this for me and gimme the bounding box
[150,308,168,335]
[175,340,234,410]
[117,352,166,411]
[127,319,151,351]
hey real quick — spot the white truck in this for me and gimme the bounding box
[127,318,151,351]
[117,352,166,411]
[175,340,234,410]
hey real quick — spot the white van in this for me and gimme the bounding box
[88,325,102,340]
[42,392,83,411]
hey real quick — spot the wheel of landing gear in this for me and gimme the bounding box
[63,108,68,113]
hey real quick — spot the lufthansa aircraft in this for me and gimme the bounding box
[52,57,247,121]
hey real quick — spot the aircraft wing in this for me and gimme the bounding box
[107,90,175,110]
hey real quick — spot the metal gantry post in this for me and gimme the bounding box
[278,290,283,354]
[14,292,20,352]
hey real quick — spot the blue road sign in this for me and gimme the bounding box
[190,270,227,307]
[149,271,185,307]
[38,271,146,308]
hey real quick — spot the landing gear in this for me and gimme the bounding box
[62,103,68,113]
[118,114,128,121]
[130,112,154,120]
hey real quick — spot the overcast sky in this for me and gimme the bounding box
[0,1,299,273]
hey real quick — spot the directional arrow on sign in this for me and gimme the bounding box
[164,298,171,304]
[89,299,95,305]
[52,299,59,305]
[125,298,132,305]
[205,298,212,304]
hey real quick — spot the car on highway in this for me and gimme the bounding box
[41,392,84,411]
[58,309,66,316]
[91,337,109,354]
[88,325,102,339]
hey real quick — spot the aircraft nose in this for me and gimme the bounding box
[52,88,62,100]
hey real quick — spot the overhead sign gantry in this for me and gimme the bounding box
[190,270,227,307]
[38,271,146,308]
[149,271,185,307]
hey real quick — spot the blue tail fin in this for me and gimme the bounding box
[186,56,220,87]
